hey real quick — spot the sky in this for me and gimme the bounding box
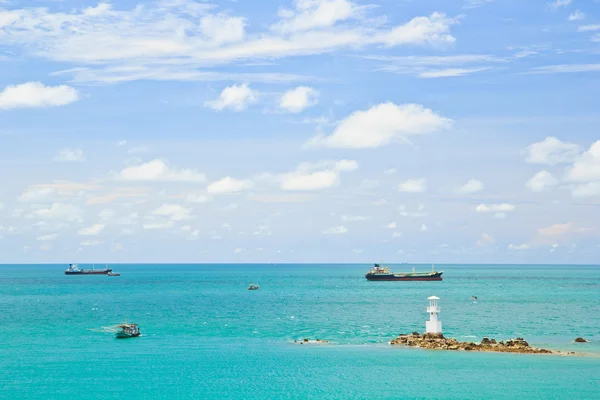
[1,0,600,264]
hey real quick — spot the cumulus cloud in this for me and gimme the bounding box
[564,140,600,183]
[549,0,572,9]
[81,240,102,246]
[53,148,85,162]
[508,243,530,250]
[270,160,358,191]
[32,203,83,222]
[0,82,79,110]
[568,10,585,21]
[537,222,591,237]
[377,12,457,47]
[322,225,348,235]
[306,103,450,149]
[272,0,361,33]
[456,179,483,194]
[526,170,558,192]
[279,86,319,113]
[205,84,258,111]
[398,178,427,193]
[37,233,58,241]
[152,204,193,221]
[386,222,397,229]
[78,224,105,236]
[19,187,59,203]
[207,177,254,194]
[117,159,206,182]
[476,203,515,213]
[0,3,458,85]
[524,137,581,165]
[476,233,495,247]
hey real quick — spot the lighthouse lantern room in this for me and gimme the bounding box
[426,296,442,334]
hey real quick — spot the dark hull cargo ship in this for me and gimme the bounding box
[64,264,112,275]
[365,264,443,281]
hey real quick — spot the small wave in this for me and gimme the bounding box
[463,335,476,338]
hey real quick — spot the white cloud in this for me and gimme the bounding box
[369,54,501,78]
[476,203,515,213]
[117,159,206,182]
[80,240,102,246]
[0,2,458,85]
[117,140,128,146]
[273,160,358,191]
[78,224,105,236]
[253,224,272,237]
[526,170,558,192]
[476,233,495,247]
[464,0,496,8]
[279,86,319,113]
[419,67,489,78]
[456,179,483,194]
[568,10,585,21]
[152,204,193,221]
[200,13,246,45]
[181,225,201,240]
[530,64,600,74]
[508,243,530,250]
[571,182,600,198]
[205,83,258,111]
[386,222,397,229]
[322,225,348,235]
[578,25,600,32]
[341,215,369,222]
[398,178,427,193]
[537,222,591,237]
[378,12,457,47]
[32,203,83,222]
[307,102,450,149]
[207,177,254,194]
[184,194,210,203]
[98,209,115,221]
[384,168,397,175]
[549,0,572,9]
[53,148,85,162]
[420,224,428,231]
[234,247,244,254]
[0,82,79,110]
[19,187,58,203]
[37,233,57,241]
[272,0,361,34]
[143,221,174,230]
[493,212,507,219]
[524,137,581,165]
[564,141,600,183]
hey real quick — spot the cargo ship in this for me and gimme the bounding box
[64,263,112,275]
[365,263,443,281]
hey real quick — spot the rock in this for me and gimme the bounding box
[574,337,588,343]
[389,333,553,355]
[412,332,421,337]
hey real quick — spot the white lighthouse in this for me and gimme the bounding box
[426,296,442,334]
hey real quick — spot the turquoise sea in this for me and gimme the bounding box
[1,264,599,399]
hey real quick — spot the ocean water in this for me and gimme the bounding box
[0,263,599,399]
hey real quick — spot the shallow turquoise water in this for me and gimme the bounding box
[1,264,599,399]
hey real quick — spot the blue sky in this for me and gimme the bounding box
[1,0,600,263]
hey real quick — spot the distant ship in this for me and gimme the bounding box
[365,263,443,281]
[64,264,112,275]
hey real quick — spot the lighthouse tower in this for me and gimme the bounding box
[425,296,442,334]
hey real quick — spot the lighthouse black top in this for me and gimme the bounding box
[365,264,443,281]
